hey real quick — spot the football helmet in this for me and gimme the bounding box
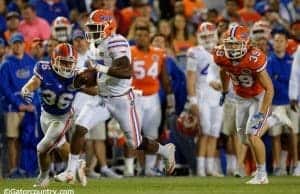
[223,25,250,59]
[176,110,199,137]
[51,43,77,78]
[52,16,72,42]
[250,20,271,40]
[197,22,218,51]
[85,9,117,43]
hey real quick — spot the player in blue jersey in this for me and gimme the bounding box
[20,43,81,187]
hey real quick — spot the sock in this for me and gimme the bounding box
[67,154,79,174]
[215,157,222,174]
[145,154,157,172]
[197,157,205,175]
[226,154,233,174]
[124,158,134,175]
[280,150,288,170]
[257,163,266,174]
[157,144,168,158]
[206,157,214,174]
[157,159,164,171]
[40,169,50,178]
[232,155,237,172]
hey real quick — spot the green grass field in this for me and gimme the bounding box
[1,177,300,194]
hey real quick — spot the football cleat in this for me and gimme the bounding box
[54,170,75,184]
[33,174,50,188]
[101,168,123,179]
[246,173,269,184]
[164,143,176,175]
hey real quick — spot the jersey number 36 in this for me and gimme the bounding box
[42,90,73,109]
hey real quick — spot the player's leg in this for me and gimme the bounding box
[56,100,110,185]
[140,94,162,176]
[88,122,122,178]
[287,106,300,175]
[206,106,223,176]
[196,103,210,176]
[108,91,176,175]
[245,99,269,184]
[35,111,72,187]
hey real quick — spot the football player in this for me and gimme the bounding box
[55,9,176,185]
[186,22,223,176]
[51,16,72,43]
[214,25,274,184]
[21,43,81,187]
[130,23,175,176]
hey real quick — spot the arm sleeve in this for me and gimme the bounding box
[186,49,197,72]
[0,63,23,107]
[207,55,220,83]
[289,47,300,100]
[108,36,131,60]
[33,62,44,80]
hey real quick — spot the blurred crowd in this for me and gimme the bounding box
[1,0,300,179]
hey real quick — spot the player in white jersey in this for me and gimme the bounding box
[186,22,223,176]
[71,29,121,178]
[55,9,176,185]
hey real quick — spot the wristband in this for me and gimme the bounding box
[188,96,197,105]
[95,65,109,73]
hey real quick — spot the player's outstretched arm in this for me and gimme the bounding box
[219,68,230,93]
[21,75,41,103]
[257,69,274,114]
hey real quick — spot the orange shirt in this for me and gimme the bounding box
[238,8,261,26]
[183,0,205,19]
[131,46,166,96]
[214,46,267,98]
[172,39,194,55]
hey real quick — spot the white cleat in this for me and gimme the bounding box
[145,168,163,177]
[196,170,206,177]
[246,173,269,184]
[54,170,75,184]
[33,174,50,188]
[164,143,176,175]
[87,170,101,179]
[101,168,123,179]
[292,166,300,176]
[207,171,224,177]
[77,160,87,186]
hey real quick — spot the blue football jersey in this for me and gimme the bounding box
[34,61,78,115]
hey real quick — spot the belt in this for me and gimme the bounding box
[100,89,132,98]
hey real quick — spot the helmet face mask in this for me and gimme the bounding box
[54,26,69,42]
[197,22,218,51]
[52,16,71,42]
[85,23,106,43]
[85,9,116,43]
[223,25,250,59]
[51,43,77,79]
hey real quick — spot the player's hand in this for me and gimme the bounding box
[290,99,299,112]
[189,104,199,118]
[18,104,35,112]
[166,94,175,115]
[249,112,265,131]
[209,81,222,91]
[21,87,34,104]
[219,91,228,106]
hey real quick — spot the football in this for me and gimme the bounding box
[73,68,98,89]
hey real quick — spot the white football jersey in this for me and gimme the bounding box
[186,45,221,106]
[87,34,132,96]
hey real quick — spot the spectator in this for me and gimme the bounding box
[182,0,206,20]
[221,0,241,23]
[7,0,27,14]
[0,33,37,178]
[171,14,196,71]
[207,8,220,24]
[238,0,261,26]
[43,36,58,61]
[29,0,69,24]
[29,38,44,61]
[0,0,6,37]
[119,0,152,36]
[267,29,299,176]
[66,0,89,13]
[4,12,20,43]
[281,0,300,24]
[0,37,6,63]
[157,20,173,55]
[18,3,51,52]
[286,20,300,55]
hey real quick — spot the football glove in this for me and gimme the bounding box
[219,92,228,106]
[21,87,33,104]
